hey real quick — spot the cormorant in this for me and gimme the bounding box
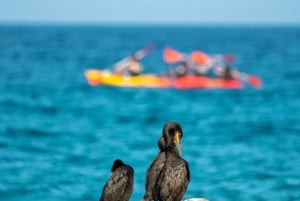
[99,159,134,201]
[142,136,165,201]
[153,121,190,201]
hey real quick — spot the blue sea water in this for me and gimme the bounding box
[0,24,300,201]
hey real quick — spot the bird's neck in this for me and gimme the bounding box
[166,146,180,157]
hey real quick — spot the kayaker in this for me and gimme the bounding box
[128,54,142,76]
[114,54,143,76]
[214,65,240,80]
[193,63,211,76]
[175,61,189,77]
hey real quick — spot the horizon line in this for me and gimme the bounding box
[0,20,300,27]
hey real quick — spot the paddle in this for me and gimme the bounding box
[113,44,155,74]
[222,54,236,62]
[115,44,155,66]
[163,47,185,63]
[189,51,210,65]
[239,72,263,88]
[211,53,236,63]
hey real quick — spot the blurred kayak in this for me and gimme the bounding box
[84,69,244,89]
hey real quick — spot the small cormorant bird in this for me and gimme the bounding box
[99,159,134,201]
[153,121,190,201]
[142,136,166,201]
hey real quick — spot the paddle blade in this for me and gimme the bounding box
[189,51,209,64]
[84,70,101,86]
[163,47,184,63]
[222,54,236,62]
[247,75,262,88]
[135,44,155,59]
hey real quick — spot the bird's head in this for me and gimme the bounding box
[111,159,124,172]
[163,121,183,156]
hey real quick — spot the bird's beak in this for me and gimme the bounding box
[175,131,182,156]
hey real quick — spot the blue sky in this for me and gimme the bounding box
[0,0,299,24]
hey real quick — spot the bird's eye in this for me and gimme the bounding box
[169,128,175,135]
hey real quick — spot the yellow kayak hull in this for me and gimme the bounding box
[85,69,170,88]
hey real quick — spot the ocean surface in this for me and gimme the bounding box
[0,24,299,201]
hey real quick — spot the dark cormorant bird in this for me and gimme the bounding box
[99,159,134,201]
[153,121,190,201]
[142,136,166,201]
